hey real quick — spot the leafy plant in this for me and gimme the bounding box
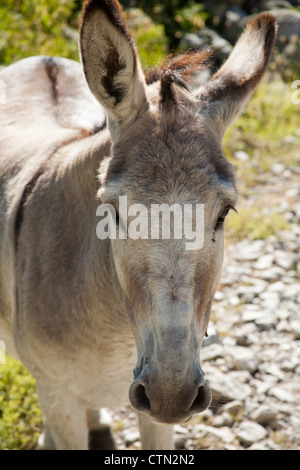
[223,78,300,187]
[0,0,79,65]
[125,0,209,50]
[0,356,42,450]
[126,8,168,69]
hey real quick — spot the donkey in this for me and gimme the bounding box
[0,0,276,450]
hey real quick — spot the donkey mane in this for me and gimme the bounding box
[146,49,212,103]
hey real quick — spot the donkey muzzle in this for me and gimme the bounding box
[129,363,211,424]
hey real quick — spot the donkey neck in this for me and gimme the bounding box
[57,130,130,329]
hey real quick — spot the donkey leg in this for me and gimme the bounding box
[87,408,116,450]
[37,419,56,450]
[37,381,89,450]
[138,412,174,450]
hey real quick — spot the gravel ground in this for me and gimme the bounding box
[106,174,300,451]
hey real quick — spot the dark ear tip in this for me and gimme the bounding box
[247,13,278,39]
[246,13,278,61]
[80,0,131,42]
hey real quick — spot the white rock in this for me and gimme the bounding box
[271,163,285,175]
[255,313,276,330]
[253,254,274,270]
[225,346,258,374]
[270,382,300,403]
[291,320,300,339]
[259,291,280,309]
[234,150,249,161]
[174,424,189,434]
[251,405,278,425]
[258,266,286,281]
[252,376,278,395]
[201,343,224,361]
[206,370,252,402]
[267,281,285,292]
[214,290,224,301]
[241,310,260,323]
[221,400,244,416]
[274,250,297,270]
[236,421,268,447]
[276,320,290,332]
[213,412,234,427]
[236,240,265,261]
[124,430,140,446]
[194,424,235,444]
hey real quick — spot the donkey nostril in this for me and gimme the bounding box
[130,383,151,413]
[190,381,212,414]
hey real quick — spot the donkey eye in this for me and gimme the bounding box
[214,206,234,231]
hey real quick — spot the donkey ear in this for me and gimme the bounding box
[79,0,147,137]
[196,14,277,137]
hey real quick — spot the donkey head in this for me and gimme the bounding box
[80,0,276,424]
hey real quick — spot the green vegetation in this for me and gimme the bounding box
[131,0,208,50]
[224,79,300,174]
[0,0,208,68]
[226,205,290,243]
[126,8,168,70]
[0,356,42,450]
[0,0,80,64]
[223,77,299,241]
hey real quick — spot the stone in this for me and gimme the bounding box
[267,280,286,293]
[272,163,285,175]
[241,308,271,324]
[214,290,224,301]
[206,370,252,402]
[253,375,278,395]
[213,412,234,427]
[124,430,140,446]
[274,250,297,270]
[236,240,265,261]
[225,346,259,374]
[201,343,224,362]
[221,400,244,417]
[174,424,189,434]
[234,150,249,161]
[259,291,280,310]
[238,277,268,295]
[255,313,276,331]
[253,254,274,270]
[270,381,300,403]
[194,424,235,444]
[291,320,300,339]
[258,266,286,281]
[251,405,278,425]
[236,422,268,447]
